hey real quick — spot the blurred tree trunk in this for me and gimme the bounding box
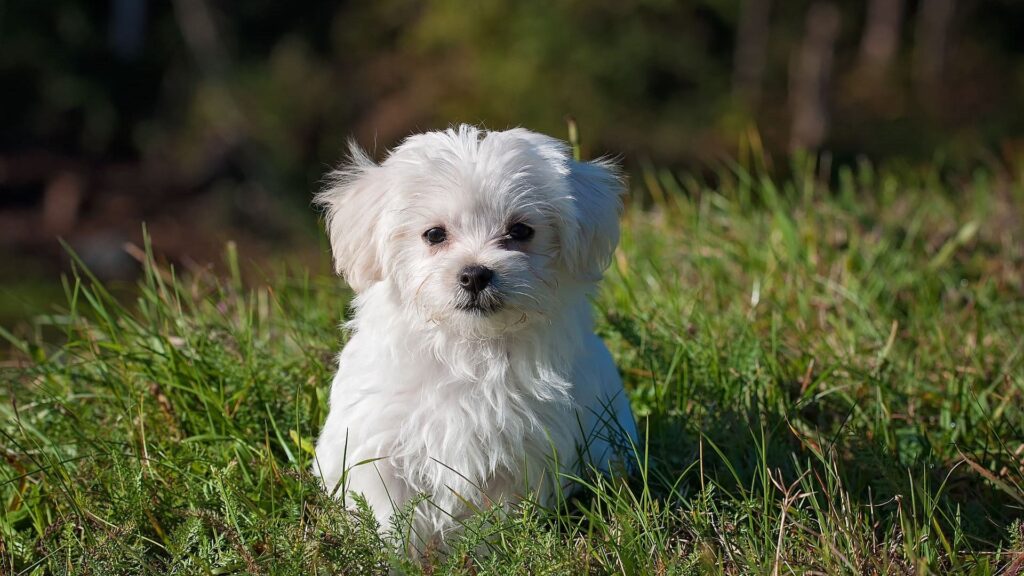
[172,0,262,189]
[733,0,773,108]
[172,0,228,76]
[913,0,956,111]
[789,2,841,152]
[857,0,904,81]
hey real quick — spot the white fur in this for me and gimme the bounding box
[313,125,637,552]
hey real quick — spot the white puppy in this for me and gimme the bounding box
[313,125,637,551]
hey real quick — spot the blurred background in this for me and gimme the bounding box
[2,0,1023,323]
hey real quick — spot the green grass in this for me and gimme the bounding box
[3,156,1024,574]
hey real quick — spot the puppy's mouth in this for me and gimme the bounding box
[455,292,504,315]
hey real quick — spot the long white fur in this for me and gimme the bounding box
[313,125,637,552]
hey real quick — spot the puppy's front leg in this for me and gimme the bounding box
[343,457,409,534]
[314,430,408,534]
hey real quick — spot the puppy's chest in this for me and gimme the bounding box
[389,365,578,477]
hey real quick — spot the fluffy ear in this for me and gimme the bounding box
[315,143,389,292]
[562,157,625,281]
[505,129,625,280]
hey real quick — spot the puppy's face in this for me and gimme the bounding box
[318,126,623,337]
[387,147,564,334]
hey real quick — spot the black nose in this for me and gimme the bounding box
[458,265,493,294]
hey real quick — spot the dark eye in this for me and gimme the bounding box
[507,222,534,241]
[424,227,447,245]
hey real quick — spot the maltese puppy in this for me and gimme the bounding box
[313,125,637,551]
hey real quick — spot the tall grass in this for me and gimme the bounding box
[2,157,1023,574]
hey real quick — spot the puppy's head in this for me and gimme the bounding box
[317,125,623,336]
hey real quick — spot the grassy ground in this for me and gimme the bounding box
[2,155,1024,575]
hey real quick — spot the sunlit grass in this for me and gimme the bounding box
[2,156,1023,574]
